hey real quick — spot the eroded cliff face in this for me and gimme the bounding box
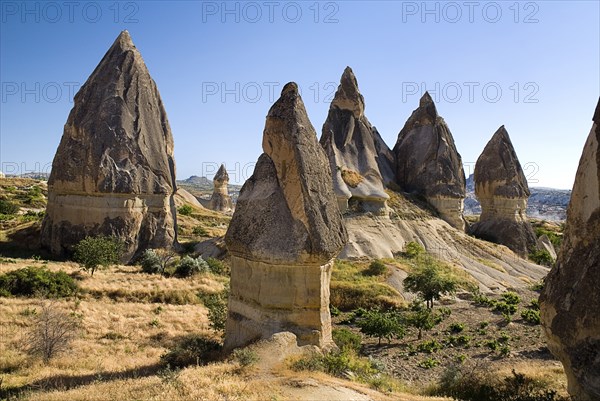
[393,92,466,230]
[224,83,347,351]
[208,164,233,212]
[320,67,391,214]
[41,31,177,262]
[469,126,537,257]
[540,99,600,401]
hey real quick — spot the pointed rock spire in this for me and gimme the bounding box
[469,125,536,256]
[320,67,392,214]
[393,93,466,230]
[541,98,600,401]
[224,83,347,351]
[208,164,232,212]
[41,31,177,262]
[214,164,229,182]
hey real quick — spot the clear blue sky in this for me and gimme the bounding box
[1,1,598,189]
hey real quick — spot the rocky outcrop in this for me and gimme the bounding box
[393,92,466,230]
[208,164,233,212]
[40,31,177,263]
[541,98,600,401]
[320,67,391,214]
[537,234,557,260]
[224,83,347,351]
[469,126,537,256]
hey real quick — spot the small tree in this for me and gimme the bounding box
[73,236,123,275]
[403,257,458,308]
[201,287,229,334]
[357,308,405,345]
[140,249,177,275]
[175,256,209,277]
[22,301,80,364]
[404,299,441,340]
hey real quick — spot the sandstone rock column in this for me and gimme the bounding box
[40,31,177,263]
[393,92,466,230]
[208,164,233,212]
[320,67,392,214]
[469,126,537,256]
[224,83,347,351]
[540,98,600,401]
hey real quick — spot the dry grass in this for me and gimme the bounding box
[341,169,364,188]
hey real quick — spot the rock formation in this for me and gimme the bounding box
[469,126,537,256]
[224,83,347,351]
[541,98,600,401]
[208,164,233,212]
[536,234,557,260]
[393,92,466,230]
[320,67,392,214]
[40,31,177,263]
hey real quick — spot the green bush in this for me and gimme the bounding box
[529,250,554,266]
[403,257,458,308]
[332,328,362,352]
[404,300,442,340]
[357,308,404,345]
[160,335,222,368]
[200,289,229,334]
[404,241,425,258]
[448,323,465,333]
[192,226,208,236]
[232,348,259,368]
[417,339,443,354]
[73,236,123,275]
[0,199,19,215]
[178,205,194,216]
[494,302,518,316]
[0,266,77,298]
[501,292,521,305]
[521,309,541,325]
[175,256,209,278]
[206,257,228,275]
[140,249,163,274]
[535,228,562,248]
[417,357,439,369]
[364,260,387,276]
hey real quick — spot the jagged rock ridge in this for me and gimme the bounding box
[41,31,177,262]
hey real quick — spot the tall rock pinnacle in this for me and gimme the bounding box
[208,164,233,212]
[224,83,347,350]
[541,98,600,401]
[320,67,393,214]
[393,92,466,230]
[469,126,537,256]
[41,31,177,262]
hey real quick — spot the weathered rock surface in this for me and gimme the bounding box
[320,67,391,214]
[208,164,233,212]
[537,234,557,260]
[40,31,177,263]
[393,92,466,230]
[224,83,347,351]
[469,126,537,256]
[541,98,600,401]
[175,188,203,209]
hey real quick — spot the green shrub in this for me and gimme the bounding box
[206,257,228,275]
[332,328,362,352]
[178,205,194,216]
[232,348,259,368]
[140,249,163,274]
[73,236,123,275]
[521,309,541,325]
[501,292,521,305]
[364,260,387,276]
[192,226,208,236]
[404,241,425,258]
[403,257,458,308]
[417,340,443,354]
[160,335,222,368]
[529,250,554,266]
[357,308,405,345]
[175,256,209,278]
[535,228,562,248]
[404,300,442,340]
[0,199,19,215]
[417,357,439,369]
[448,323,465,333]
[494,302,518,316]
[200,289,229,334]
[0,266,77,298]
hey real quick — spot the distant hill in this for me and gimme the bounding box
[464,174,571,221]
[177,175,242,203]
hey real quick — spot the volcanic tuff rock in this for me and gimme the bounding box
[208,164,233,212]
[320,67,392,214]
[393,92,466,230]
[541,98,600,401]
[224,83,347,351]
[469,126,537,257]
[40,31,177,263]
